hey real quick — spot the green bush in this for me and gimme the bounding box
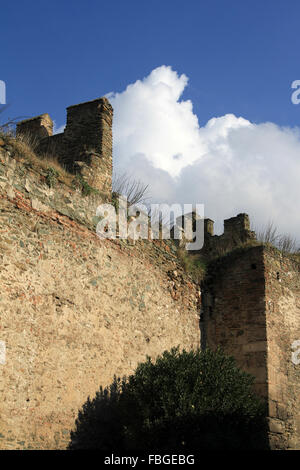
[69,348,268,450]
[45,167,59,188]
[72,173,99,196]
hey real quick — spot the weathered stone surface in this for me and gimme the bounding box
[264,248,300,449]
[0,146,200,450]
[16,114,53,140]
[2,97,300,451]
[202,245,300,449]
[16,98,113,199]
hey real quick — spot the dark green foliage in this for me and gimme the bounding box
[69,348,268,451]
[72,173,99,196]
[176,248,207,282]
[111,191,120,212]
[45,167,59,188]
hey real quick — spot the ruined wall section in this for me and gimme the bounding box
[202,245,300,449]
[63,98,113,195]
[263,248,300,449]
[0,145,105,232]
[15,114,53,141]
[202,213,257,257]
[201,246,268,398]
[173,213,256,257]
[0,145,200,449]
[16,98,113,199]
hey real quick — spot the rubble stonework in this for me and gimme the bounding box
[201,245,300,449]
[1,97,300,450]
[16,113,53,140]
[16,97,113,198]
[0,138,200,450]
[174,212,256,255]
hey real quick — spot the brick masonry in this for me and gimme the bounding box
[201,245,300,449]
[173,212,256,255]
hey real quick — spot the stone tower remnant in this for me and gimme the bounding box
[16,97,113,198]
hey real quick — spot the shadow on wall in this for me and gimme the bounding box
[68,348,269,451]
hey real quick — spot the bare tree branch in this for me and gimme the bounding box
[255,220,299,253]
[112,172,149,207]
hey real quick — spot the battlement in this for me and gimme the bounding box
[224,212,251,234]
[204,218,214,236]
[16,97,113,198]
[16,113,53,140]
[174,212,256,255]
[211,213,256,252]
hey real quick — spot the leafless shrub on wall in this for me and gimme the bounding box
[0,106,27,135]
[277,234,298,254]
[256,221,279,246]
[112,172,149,207]
[255,220,299,254]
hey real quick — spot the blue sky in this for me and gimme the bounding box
[1,0,300,127]
[2,0,300,239]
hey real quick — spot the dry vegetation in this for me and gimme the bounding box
[0,124,73,187]
[254,220,299,255]
[1,119,151,205]
[112,172,150,207]
[176,247,207,282]
[1,111,299,261]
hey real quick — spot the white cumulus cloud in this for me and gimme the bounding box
[107,65,300,240]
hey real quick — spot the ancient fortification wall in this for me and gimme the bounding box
[201,246,268,396]
[264,249,300,449]
[201,245,300,449]
[1,96,299,450]
[16,98,113,199]
[0,139,200,449]
[174,212,256,255]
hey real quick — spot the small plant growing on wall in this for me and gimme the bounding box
[45,167,59,188]
[72,173,99,196]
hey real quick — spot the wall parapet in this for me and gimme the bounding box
[173,211,256,255]
[16,97,113,199]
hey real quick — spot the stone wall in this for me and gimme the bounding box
[202,213,257,256]
[2,108,300,450]
[201,245,300,449]
[264,248,300,449]
[173,212,256,256]
[0,143,200,449]
[16,114,53,141]
[16,98,113,198]
[201,246,268,397]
